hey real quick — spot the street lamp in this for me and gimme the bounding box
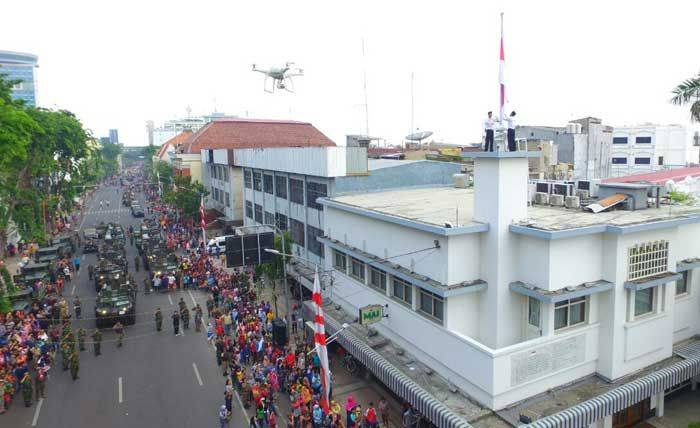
[264,247,325,304]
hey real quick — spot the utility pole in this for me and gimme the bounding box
[361,37,370,136]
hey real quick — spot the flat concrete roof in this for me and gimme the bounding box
[328,187,700,235]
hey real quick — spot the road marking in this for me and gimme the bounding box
[167,295,173,305]
[118,377,123,403]
[31,398,43,426]
[234,390,246,417]
[71,284,76,295]
[192,363,203,386]
[188,290,197,306]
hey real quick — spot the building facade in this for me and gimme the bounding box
[0,50,38,106]
[610,124,699,177]
[316,151,700,427]
[109,129,119,144]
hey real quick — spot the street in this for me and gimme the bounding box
[3,185,248,428]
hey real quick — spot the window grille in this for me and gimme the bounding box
[627,240,669,281]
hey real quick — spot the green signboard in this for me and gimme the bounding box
[359,304,383,325]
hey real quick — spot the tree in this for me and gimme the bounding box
[99,141,122,176]
[162,174,208,222]
[670,73,700,122]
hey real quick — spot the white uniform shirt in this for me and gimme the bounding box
[484,117,496,131]
[506,116,516,130]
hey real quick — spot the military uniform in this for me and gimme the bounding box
[92,329,102,356]
[73,297,81,319]
[155,309,163,331]
[172,312,180,335]
[134,255,140,271]
[181,307,190,330]
[21,373,33,407]
[69,352,80,380]
[114,322,124,347]
[78,328,86,351]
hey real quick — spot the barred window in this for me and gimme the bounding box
[290,219,305,247]
[419,289,444,323]
[245,201,253,219]
[333,250,347,271]
[290,178,304,204]
[275,213,288,231]
[253,171,262,192]
[263,174,274,194]
[275,176,287,199]
[244,170,252,189]
[264,212,275,226]
[392,277,412,306]
[306,181,328,210]
[350,257,365,282]
[369,267,386,292]
[628,241,669,281]
[254,204,263,223]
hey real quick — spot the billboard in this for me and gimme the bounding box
[225,231,275,267]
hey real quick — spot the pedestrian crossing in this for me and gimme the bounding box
[85,209,127,215]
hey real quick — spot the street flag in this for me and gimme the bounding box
[199,194,207,251]
[499,12,507,122]
[312,266,331,412]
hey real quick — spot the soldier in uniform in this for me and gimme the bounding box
[21,372,33,407]
[34,368,46,400]
[172,310,180,335]
[178,297,186,312]
[181,306,190,330]
[69,351,80,380]
[92,329,102,356]
[114,321,124,348]
[134,255,140,271]
[155,308,163,331]
[73,296,82,319]
[194,305,203,332]
[77,327,86,351]
[88,264,94,280]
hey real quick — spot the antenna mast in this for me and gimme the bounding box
[361,37,370,136]
[410,72,415,136]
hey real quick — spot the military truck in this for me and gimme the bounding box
[35,246,63,263]
[94,261,128,292]
[94,287,136,328]
[12,262,51,287]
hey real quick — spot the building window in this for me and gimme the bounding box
[611,157,627,165]
[350,257,365,282]
[244,170,252,189]
[634,157,651,165]
[635,136,652,144]
[264,212,275,226]
[263,174,274,194]
[528,297,541,327]
[628,241,669,281]
[419,290,444,323]
[223,168,229,182]
[306,226,324,257]
[275,175,287,199]
[290,219,305,247]
[333,250,347,271]
[254,204,263,223]
[612,137,628,144]
[253,171,262,191]
[392,277,413,306]
[369,267,386,292]
[554,297,586,330]
[290,178,304,204]
[676,271,690,296]
[306,181,328,210]
[658,156,664,166]
[275,213,288,231]
[634,288,654,316]
[225,192,230,207]
[245,201,253,219]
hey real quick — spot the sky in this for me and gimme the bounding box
[2,0,699,146]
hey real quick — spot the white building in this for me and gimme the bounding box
[150,112,238,148]
[610,124,699,177]
[315,151,700,428]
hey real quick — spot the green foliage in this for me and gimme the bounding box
[688,423,700,428]
[99,141,122,176]
[162,172,208,222]
[669,190,691,203]
[671,73,700,123]
[0,266,14,293]
[0,289,11,314]
[258,231,293,282]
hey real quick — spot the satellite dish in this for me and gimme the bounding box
[405,131,433,141]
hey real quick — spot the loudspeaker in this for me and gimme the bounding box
[272,318,287,347]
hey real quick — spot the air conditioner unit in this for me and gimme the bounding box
[565,196,581,209]
[576,189,590,200]
[550,194,565,207]
[535,181,552,194]
[535,192,550,205]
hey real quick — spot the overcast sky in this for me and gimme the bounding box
[3,0,699,146]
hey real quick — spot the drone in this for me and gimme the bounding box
[252,62,304,93]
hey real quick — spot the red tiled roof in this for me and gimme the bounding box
[603,166,700,185]
[156,130,193,159]
[178,118,336,154]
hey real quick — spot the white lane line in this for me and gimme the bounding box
[234,390,247,417]
[167,295,173,305]
[118,377,123,403]
[71,284,76,295]
[187,290,197,306]
[192,363,203,386]
[31,398,43,426]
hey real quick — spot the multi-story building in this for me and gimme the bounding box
[109,129,119,144]
[314,150,700,428]
[517,117,613,180]
[610,124,700,177]
[0,50,38,106]
[148,112,238,148]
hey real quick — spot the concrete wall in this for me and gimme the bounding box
[232,146,368,177]
[334,161,460,195]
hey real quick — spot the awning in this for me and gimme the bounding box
[303,302,472,428]
[623,272,682,292]
[524,354,700,428]
[677,259,700,272]
[510,280,613,304]
[674,340,700,359]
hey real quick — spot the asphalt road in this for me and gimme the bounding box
[4,183,247,428]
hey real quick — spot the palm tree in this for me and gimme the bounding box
[670,73,700,122]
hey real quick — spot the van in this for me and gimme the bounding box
[207,235,232,252]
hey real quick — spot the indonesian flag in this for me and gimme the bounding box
[199,194,206,249]
[312,266,331,412]
[499,12,507,122]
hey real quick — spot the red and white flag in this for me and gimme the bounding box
[199,194,207,249]
[499,12,507,122]
[312,266,331,412]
